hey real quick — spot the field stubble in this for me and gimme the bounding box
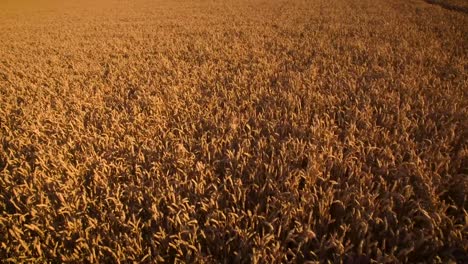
[0,0,467,263]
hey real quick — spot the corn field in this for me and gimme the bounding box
[0,0,467,263]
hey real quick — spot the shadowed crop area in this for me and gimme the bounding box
[0,0,467,263]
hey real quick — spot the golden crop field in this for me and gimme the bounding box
[0,0,467,263]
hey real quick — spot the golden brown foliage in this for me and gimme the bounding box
[0,0,467,263]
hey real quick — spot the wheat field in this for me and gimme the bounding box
[0,0,467,263]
